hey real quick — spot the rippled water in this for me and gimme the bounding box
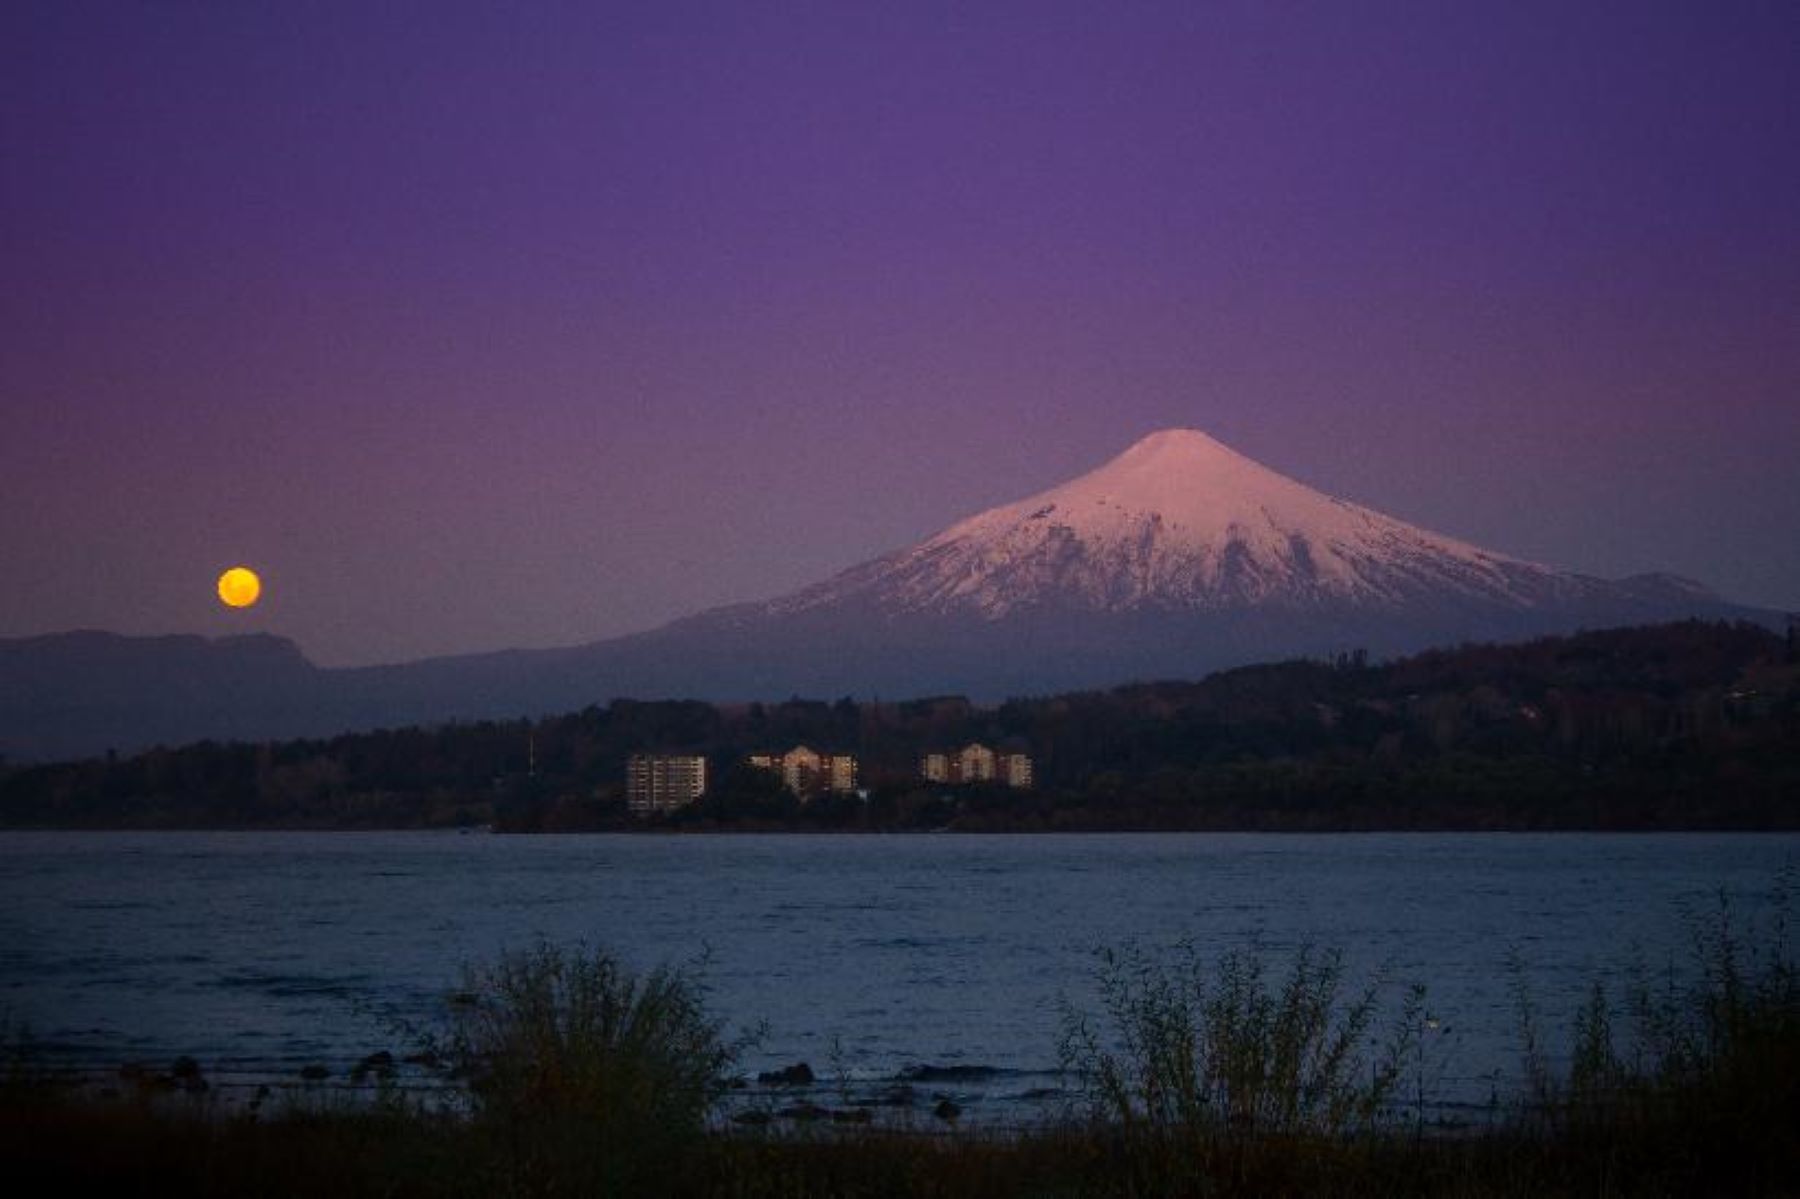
[2,832,1794,1122]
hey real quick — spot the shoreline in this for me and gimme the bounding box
[5,822,1799,833]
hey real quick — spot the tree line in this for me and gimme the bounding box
[1,620,1795,831]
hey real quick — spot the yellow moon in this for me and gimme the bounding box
[217,566,262,609]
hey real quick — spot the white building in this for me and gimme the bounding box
[626,754,707,815]
[921,742,1033,789]
[747,745,858,801]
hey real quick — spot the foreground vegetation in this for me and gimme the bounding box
[6,896,1796,1197]
[3,620,1797,830]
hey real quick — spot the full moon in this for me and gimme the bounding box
[217,566,262,609]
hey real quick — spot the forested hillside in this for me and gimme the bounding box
[3,621,1796,831]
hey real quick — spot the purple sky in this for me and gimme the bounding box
[4,1,1798,666]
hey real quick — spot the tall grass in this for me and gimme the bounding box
[444,941,746,1197]
[1506,885,1800,1195]
[1516,887,1796,1114]
[2,1014,46,1095]
[1059,941,1424,1138]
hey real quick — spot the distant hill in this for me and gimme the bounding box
[3,621,1796,831]
[1,431,1785,762]
[0,631,330,762]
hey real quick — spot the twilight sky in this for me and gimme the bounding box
[4,1,1797,667]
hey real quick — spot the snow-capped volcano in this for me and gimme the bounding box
[771,429,1602,619]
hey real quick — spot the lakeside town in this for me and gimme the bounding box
[626,742,1033,816]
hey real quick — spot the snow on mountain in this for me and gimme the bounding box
[769,429,1634,619]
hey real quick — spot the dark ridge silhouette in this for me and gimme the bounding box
[4,620,1795,831]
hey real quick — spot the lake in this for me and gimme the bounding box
[2,831,1794,1123]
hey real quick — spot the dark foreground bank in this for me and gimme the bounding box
[4,1101,1797,1199]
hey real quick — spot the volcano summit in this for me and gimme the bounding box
[773,429,1595,619]
[0,430,1778,759]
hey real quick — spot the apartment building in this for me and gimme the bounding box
[920,742,1033,789]
[626,753,708,815]
[747,745,857,802]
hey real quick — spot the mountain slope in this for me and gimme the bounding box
[772,429,1588,618]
